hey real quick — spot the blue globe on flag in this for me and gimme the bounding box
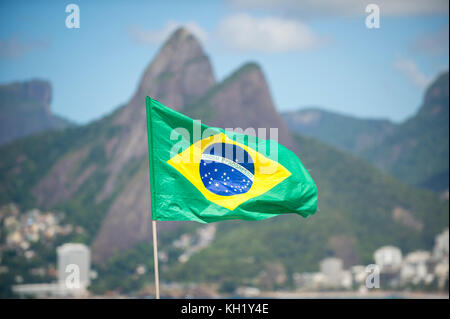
[200,143,254,196]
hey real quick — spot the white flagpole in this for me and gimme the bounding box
[152,220,160,299]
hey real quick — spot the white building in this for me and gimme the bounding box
[433,228,449,261]
[293,272,327,290]
[320,257,344,287]
[13,243,91,298]
[400,250,433,285]
[434,262,449,289]
[235,286,260,297]
[373,246,402,272]
[351,265,367,285]
[57,243,90,289]
[13,283,77,298]
[340,270,353,289]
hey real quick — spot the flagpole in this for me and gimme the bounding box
[152,220,160,299]
[147,97,160,299]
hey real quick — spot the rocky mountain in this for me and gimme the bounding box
[185,63,296,150]
[90,28,216,261]
[0,27,448,278]
[364,72,449,192]
[0,80,72,145]
[282,108,395,154]
[1,28,218,263]
[32,28,216,262]
[283,72,449,192]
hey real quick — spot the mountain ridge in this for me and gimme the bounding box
[364,71,449,190]
[283,72,449,192]
[282,107,396,153]
[185,61,297,151]
[0,79,73,146]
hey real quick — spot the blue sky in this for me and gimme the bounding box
[0,0,448,124]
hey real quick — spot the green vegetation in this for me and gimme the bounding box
[364,72,449,188]
[90,222,199,294]
[0,107,125,243]
[90,242,156,294]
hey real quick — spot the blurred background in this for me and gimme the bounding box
[0,0,448,298]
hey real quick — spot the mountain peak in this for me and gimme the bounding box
[198,62,262,96]
[0,79,72,145]
[1,79,52,114]
[166,27,196,43]
[185,62,296,150]
[420,71,449,117]
[115,26,216,126]
[234,62,261,73]
[129,26,215,113]
[91,27,216,261]
[160,26,203,56]
[225,62,262,82]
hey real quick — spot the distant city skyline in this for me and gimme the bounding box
[0,0,448,124]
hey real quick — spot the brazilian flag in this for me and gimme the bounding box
[146,97,317,223]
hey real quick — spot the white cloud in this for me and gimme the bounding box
[394,58,431,88]
[230,0,449,17]
[218,14,322,52]
[128,21,208,45]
